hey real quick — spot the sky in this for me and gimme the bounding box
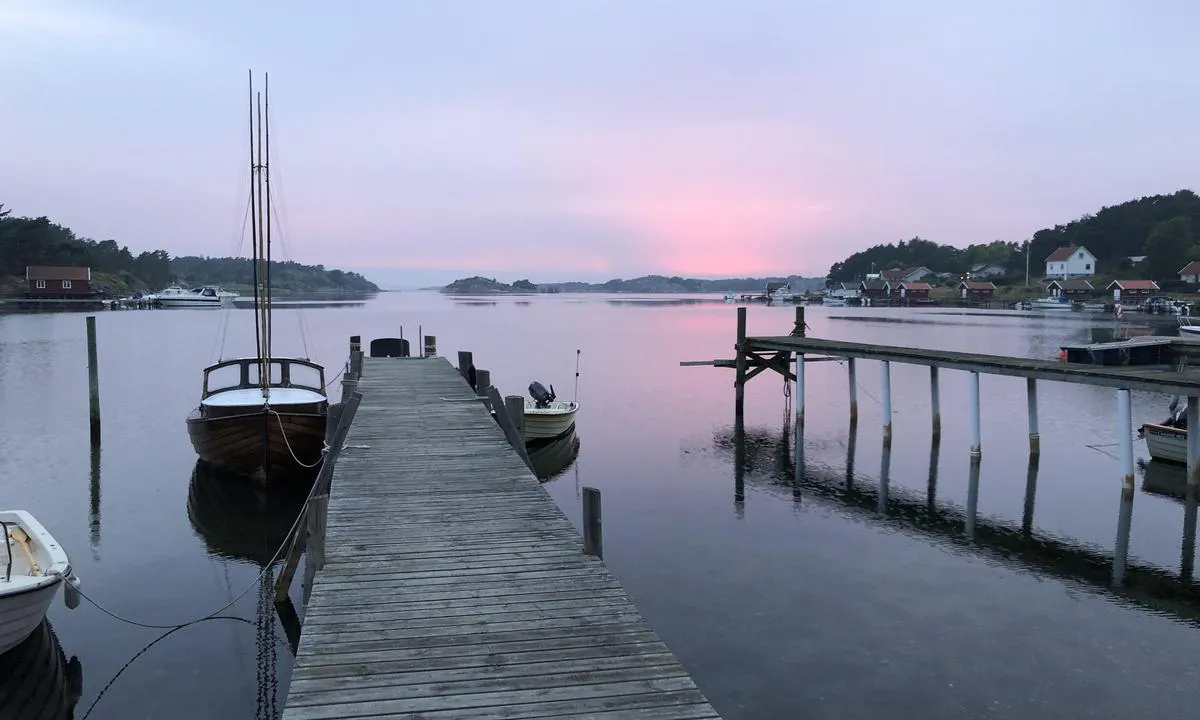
[3,1,1200,289]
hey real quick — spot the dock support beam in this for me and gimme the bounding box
[1113,388,1135,585]
[795,352,805,429]
[968,371,981,459]
[1027,378,1040,455]
[86,315,100,445]
[930,366,940,440]
[847,358,858,426]
[735,307,747,417]
[582,486,603,560]
[505,395,526,442]
[1188,396,1200,484]
[881,361,892,444]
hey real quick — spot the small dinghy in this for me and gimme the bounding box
[1139,395,1188,464]
[523,381,578,441]
[0,511,79,656]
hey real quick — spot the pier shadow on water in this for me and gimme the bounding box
[718,417,1200,626]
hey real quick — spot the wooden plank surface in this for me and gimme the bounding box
[282,357,721,720]
[747,335,1200,394]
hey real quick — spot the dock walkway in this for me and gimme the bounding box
[282,357,720,719]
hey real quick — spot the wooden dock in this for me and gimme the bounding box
[282,356,721,720]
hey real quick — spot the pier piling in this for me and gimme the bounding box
[423,334,437,358]
[85,315,100,444]
[456,350,474,381]
[1188,396,1200,485]
[930,366,941,439]
[881,360,892,444]
[847,358,858,426]
[474,368,492,401]
[735,307,747,417]
[1113,388,1135,585]
[505,394,526,441]
[969,371,982,459]
[795,352,805,429]
[1027,378,1040,455]
[583,485,604,560]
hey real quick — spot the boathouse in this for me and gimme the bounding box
[957,280,996,301]
[859,278,890,299]
[1046,278,1095,299]
[1107,279,1159,301]
[1180,261,1200,284]
[897,281,932,301]
[25,266,95,297]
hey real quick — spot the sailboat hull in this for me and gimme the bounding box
[186,405,326,481]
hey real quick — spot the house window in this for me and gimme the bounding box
[62,280,72,289]
[35,280,45,289]
[1078,252,1084,258]
[1085,264,1091,270]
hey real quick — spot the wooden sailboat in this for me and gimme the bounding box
[186,72,328,481]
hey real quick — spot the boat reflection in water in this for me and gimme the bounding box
[187,459,311,566]
[0,618,83,720]
[526,426,581,481]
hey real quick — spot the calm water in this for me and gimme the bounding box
[3,293,1199,719]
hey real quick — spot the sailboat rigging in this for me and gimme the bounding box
[185,71,329,482]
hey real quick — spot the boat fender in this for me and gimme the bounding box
[1058,349,1067,362]
[63,573,81,609]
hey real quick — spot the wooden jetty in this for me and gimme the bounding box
[281,352,721,719]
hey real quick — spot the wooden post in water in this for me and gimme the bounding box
[475,368,492,401]
[457,351,474,381]
[793,306,806,337]
[1027,378,1040,455]
[424,335,437,358]
[505,395,525,442]
[930,366,941,440]
[847,358,858,427]
[1188,396,1200,485]
[582,486,603,560]
[348,336,363,376]
[734,307,747,417]
[1113,387,1135,585]
[86,316,101,444]
[881,360,892,444]
[968,371,982,459]
[795,352,805,429]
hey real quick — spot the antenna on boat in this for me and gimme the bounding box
[573,349,581,403]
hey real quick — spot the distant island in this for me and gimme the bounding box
[0,204,380,295]
[440,274,828,294]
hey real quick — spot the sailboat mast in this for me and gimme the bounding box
[248,70,263,379]
[255,89,269,394]
[264,72,272,362]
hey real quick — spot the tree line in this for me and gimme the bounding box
[0,206,379,293]
[828,189,1200,283]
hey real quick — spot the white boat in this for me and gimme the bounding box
[1139,396,1188,464]
[523,381,578,441]
[156,285,235,309]
[1029,296,1074,311]
[0,511,79,656]
[822,295,847,306]
[1179,317,1200,336]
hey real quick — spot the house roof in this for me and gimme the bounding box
[26,265,92,281]
[1180,261,1200,276]
[970,262,1004,271]
[881,268,906,281]
[1046,278,1094,290]
[1045,245,1084,262]
[898,281,932,290]
[1107,280,1160,290]
[958,281,997,290]
[860,279,889,290]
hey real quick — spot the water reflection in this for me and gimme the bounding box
[89,444,101,551]
[0,619,83,720]
[186,460,309,566]
[713,423,1200,625]
[526,427,581,481]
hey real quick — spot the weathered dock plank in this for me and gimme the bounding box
[282,357,720,719]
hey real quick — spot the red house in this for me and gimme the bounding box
[1046,278,1094,299]
[1107,280,1159,302]
[897,281,931,300]
[958,281,996,301]
[26,266,95,296]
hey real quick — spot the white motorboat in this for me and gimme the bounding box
[523,381,578,441]
[1029,296,1074,311]
[157,285,235,309]
[1139,396,1188,464]
[1179,317,1200,336]
[0,511,79,656]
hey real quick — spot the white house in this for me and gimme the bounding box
[1044,245,1096,279]
[969,262,1007,279]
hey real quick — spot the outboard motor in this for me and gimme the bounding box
[528,381,556,408]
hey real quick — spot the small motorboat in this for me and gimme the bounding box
[0,511,79,656]
[523,381,578,441]
[1029,296,1074,311]
[1139,395,1188,464]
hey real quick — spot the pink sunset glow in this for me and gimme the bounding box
[4,1,1200,288]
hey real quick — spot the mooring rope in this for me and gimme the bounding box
[268,408,328,468]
